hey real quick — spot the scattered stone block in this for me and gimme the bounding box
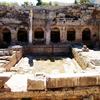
[5,74,27,92]
[78,76,97,87]
[27,78,46,91]
[46,77,78,89]
[46,74,100,89]
[27,73,46,91]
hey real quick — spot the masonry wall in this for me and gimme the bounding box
[0,4,99,46]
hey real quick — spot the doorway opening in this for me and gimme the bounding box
[34,28,44,39]
[67,28,75,41]
[51,28,60,43]
[17,28,28,43]
[2,28,11,45]
[82,28,91,41]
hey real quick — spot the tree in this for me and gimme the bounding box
[22,2,33,7]
[49,1,52,6]
[54,2,58,6]
[42,2,49,6]
[36,0,42,6]
[79,0,91,4]
[75,0,78,4]
[23,1,29,6]
[0,2,18,6]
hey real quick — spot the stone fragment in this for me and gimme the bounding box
[78,76,97,87]
[0,80,4,88]
[46,77,78,89]
[27,74,46,91]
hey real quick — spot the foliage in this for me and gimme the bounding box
[36,0,42,6]
[0,2,18,6]
[54,2,58,6]
[79,0,91,4]
[40,1,53,6]
[42,2,49,6]
[21,1,34,7]
[74,0,78,4]
[49,2,52,6]
[23,2,29,6]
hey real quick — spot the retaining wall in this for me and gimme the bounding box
[23,44,71,56]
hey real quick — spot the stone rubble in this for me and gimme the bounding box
[72,48,100,69]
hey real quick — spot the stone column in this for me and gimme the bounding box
[32,30,34,42]
[91,25,97,41]
[60,27,66,43]
[63,31,67,43]
[60,28,63,43]
[46,28,50,45]
[29,9,33,44]
[11,30,17,44]
[76,28,82,42]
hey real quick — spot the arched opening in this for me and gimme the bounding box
[17,28,28,43]
[67,28,75,41]
[50,28,60,43]
[82,28,91,41]
[34,28,44,39]
[2,28,11,44]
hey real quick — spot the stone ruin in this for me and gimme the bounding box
[0,4,99,100]
[0,4,99,46]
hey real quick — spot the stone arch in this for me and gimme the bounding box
[67,28,76,41]
[50,27,60,43]
[17,28,28,43]
[34,28,44,39]
[2,28,11,44]
[82,28,91,41]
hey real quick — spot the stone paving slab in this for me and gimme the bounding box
[5,74,27,92]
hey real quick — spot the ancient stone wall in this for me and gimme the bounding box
[0,4,99,45]
[0,48,22,71]
[23,44,70,56]
[72,47,100,69]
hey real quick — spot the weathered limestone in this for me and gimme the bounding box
[0,4,99,100]
[46,74,100,89]
[27,73,46,91]
[29,9,33,44]
[28,79,46,91]
[0,85,100,99]
[0,47,22,71]
[0,80,4,88]
[11,30,17,44]
[47,77,78,89]
[0,4,99,45]
[72,48,100,69]
[72,48,88,69]
[45,29,50,45]
[5,74,27,92]
[23,44,69,56]
[4,50,22,71]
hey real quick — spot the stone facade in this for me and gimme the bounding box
[1,4,100,99]
[0,4,100,46]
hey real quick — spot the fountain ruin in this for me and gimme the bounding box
[0,4,99,100]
